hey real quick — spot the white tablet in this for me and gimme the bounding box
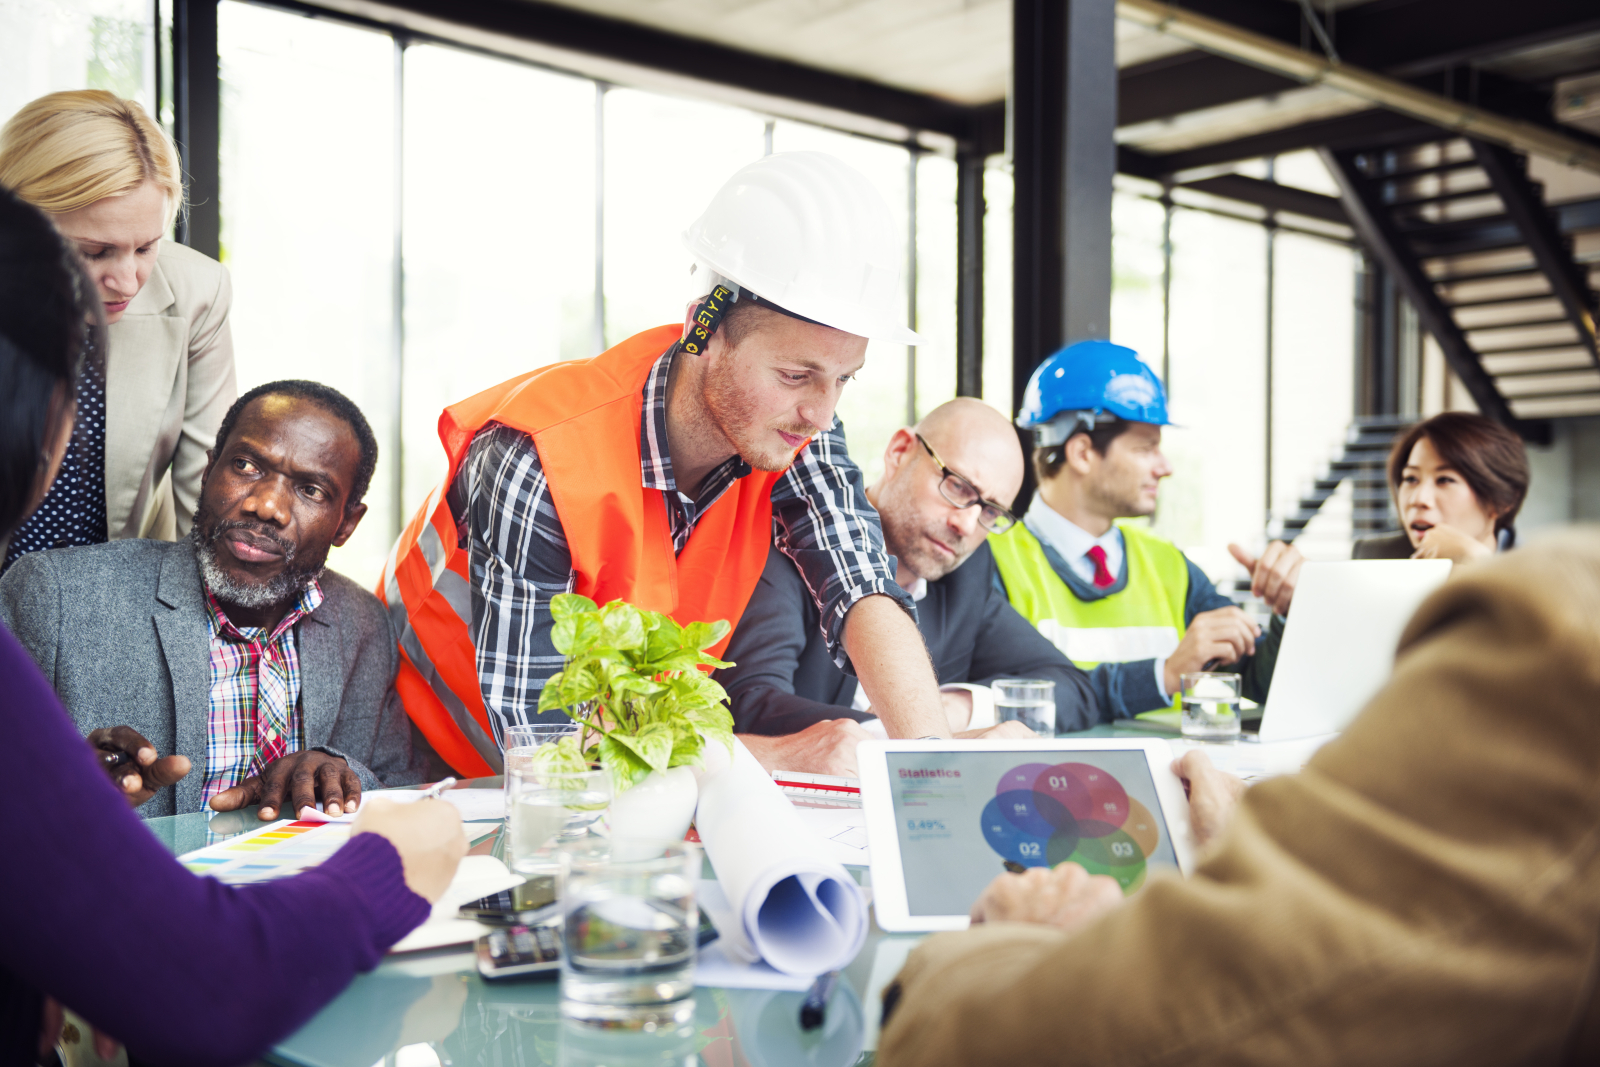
[858,739,1195,933]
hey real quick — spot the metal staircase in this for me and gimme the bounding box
[1279,415,1412,544]
[1321,137,1600,442]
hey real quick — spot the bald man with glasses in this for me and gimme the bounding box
[722,399,1098,778]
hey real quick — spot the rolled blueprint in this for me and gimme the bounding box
[693,739,868,976]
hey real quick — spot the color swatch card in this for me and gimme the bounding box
[178,819,349,885]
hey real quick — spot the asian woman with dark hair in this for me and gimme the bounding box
[0,187,465,1066]
[1354,412,1531,565]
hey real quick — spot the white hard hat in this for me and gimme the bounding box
[683,151,927,345]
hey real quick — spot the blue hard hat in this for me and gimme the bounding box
[1016,340,1170,445]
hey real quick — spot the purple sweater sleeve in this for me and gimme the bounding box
[0,624,432,1066]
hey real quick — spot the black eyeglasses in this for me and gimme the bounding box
[916,434,1017,533]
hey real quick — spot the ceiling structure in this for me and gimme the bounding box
[309,0,1600,419]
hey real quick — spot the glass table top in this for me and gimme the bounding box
[143,777,908,1067]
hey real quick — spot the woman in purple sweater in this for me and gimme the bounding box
[0,189,468,1065]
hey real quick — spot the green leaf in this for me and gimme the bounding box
[610,723,675,772]
[550,593,598,621]
[596,734,653,792]
[526,735,589,776]
[598,601,647,650]
[682,619,731,652]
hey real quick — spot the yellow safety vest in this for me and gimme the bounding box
[990,521,1189,708]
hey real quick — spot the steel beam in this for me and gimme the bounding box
[172,0,219,259]
[1012,0,1116,411]
[1321,146,1543,440]
[1471,140,1600,372]
[1177,174,1346,224]
[956,148,985,399]
[1141,110,1435,177]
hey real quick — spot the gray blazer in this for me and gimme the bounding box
[0,539,425,816]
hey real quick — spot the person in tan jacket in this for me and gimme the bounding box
[0,90,234,566]
[880,527,1600,1066]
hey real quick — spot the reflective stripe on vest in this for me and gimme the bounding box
[377,324,793,777]
[989,521,1189,708]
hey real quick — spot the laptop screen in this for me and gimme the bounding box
[885,748,1183,917]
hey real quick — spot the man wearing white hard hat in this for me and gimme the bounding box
[380,152,1029,777]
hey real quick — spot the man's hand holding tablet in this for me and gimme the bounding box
[964,751,1247,932]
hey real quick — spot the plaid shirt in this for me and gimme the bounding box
[200,581,324,804]
[458,343,912,745]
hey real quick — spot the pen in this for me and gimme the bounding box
[799,970,839,1031]
[418,777,457,800]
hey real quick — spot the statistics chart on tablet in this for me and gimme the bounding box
[887,750,1181,917]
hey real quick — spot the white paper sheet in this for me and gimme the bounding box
[296,787,506,823]
[693,740,869,977]
[790,805,870,867]
[388,854,522,953]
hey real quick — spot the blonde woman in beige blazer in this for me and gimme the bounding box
[0,90,235,563]
[104,238,234,541]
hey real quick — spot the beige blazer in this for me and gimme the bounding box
[880,528,1600,1066]
[105,240,236,541]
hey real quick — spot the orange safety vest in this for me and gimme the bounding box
[378,324,796,777]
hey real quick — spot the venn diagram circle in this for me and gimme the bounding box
[979,762,1157,892]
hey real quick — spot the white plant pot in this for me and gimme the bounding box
[606,764,699,845]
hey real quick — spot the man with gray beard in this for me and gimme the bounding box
[0,380,426,817]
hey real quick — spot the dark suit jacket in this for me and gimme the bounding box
[716,542,1102,736]
[0,539,426,816]
[1353,533,1414,559]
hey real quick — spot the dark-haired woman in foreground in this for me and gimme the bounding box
[0,187,466,1065]
[1354,412,1530,565]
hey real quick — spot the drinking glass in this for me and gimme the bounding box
[506,765,612,882]
[560,840,700,1028]
[991,679,1056,735]
[1180,672,1242,741]
[504,722,582,778]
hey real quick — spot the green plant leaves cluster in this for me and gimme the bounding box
[536,594,735,793]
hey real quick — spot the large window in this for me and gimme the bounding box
[0,0,158,137]
[218,2,398,583]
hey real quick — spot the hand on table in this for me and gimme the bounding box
[969,862,1123,933]
[87,725,191,807]
[739,719,872,778]
[1228,540,1304,617]
[1163,607,1261,696]
[1411,523,1493,565]
[956,720,1037,740]
[351,797,467,903]
[1171,749,1247,848]
[940,688,974,731]
[208,749,362,821]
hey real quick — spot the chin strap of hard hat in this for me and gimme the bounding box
[679,281,740,356]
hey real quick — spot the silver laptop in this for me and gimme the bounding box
[1250,559,1451,742]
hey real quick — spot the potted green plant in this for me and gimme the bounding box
[532,593,736,841]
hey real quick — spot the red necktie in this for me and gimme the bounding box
[1086,545,1115,589]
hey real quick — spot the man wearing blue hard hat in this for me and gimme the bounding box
[989,340,1304,717]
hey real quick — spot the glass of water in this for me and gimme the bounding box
[507,765,612,879]
[504,722,581,776]
[560,840,700,1028]
[1180,672,1242,741]
[991,678,1056,735]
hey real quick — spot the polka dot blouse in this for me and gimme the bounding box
[4,342,109,571]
